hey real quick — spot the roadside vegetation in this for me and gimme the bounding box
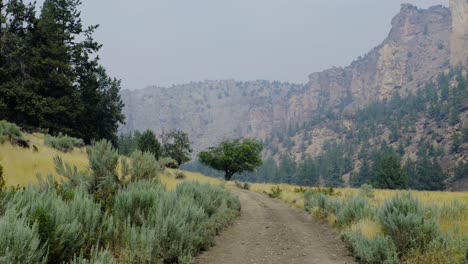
[244,182,468,264]
[0,137,239,263]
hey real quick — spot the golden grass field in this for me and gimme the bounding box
[0,132,222,189]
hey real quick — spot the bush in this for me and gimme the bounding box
[70,248,116,264]
[0,209,45,263]
[344,230,398,264]
[110,180,240,264]
[268,186,282,198]
[174,170,186,179]
[0,120,22,143]
[359,184,375,198]
[130,151,160,181]
[0,120,28,147]
[234,181,250,190]
[0,162,4,191]
[44,134,84,152]
[158,156,178,169]
[379,193,440,257]
[336,195,371,227]
[4,187,109,263]
[112,181,165,226]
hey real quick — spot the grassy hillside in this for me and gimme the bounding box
[0,130,235,264]
[239,182,468,263]
[0,131,221,189]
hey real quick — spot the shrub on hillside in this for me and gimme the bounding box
[5,187,109,263]
[44,134,84,152]
[158,156,178,169]
[0,209,45,263]
[0,120,29,147]
[130,151,160,181]
[268,186,282,198]
[234,181,250,190]
[336,195,371,227]
[379,193,440,257]
[174,170,186,179]
[359,184,375,198]
[0,163,4,191]
[70,248,116,264]
[343,230,398,264]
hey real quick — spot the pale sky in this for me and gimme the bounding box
[66,0,448,89]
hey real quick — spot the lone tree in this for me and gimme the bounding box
[198,138,263,181]
[161,130,192,168]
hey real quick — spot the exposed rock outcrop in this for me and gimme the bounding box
[121,4,458,155]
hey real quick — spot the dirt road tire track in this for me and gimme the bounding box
[197,189,356,264]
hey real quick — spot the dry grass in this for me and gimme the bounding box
[248,183,468,238]
[0,132,223,190]
[0,133,88,186]
[161,169,223,190]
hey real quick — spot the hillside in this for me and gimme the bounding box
[121,1,467,189]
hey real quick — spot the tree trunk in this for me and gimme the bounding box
[224,171,234,181]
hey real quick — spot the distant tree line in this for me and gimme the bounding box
[0,0,124,143]
[185,68,467,190]
[117,129,192,168]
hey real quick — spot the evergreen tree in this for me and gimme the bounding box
[374,153,407,189]
[137,130,161,159]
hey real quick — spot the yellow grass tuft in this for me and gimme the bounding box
[0,133,88,186]
[0,132,223,191]
[349,218,381,239]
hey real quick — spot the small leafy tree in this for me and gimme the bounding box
[161,130,192,167]
[137,130,161,159]
[198,138,263,181]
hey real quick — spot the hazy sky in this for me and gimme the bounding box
[68,0,448,90]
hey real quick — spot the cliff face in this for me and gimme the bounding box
[121,4,458,154]
[450,0,468,66]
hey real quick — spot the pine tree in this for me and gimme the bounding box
[374,153,407,189]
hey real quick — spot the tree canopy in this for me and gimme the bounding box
[0,0,124,143]
[198,138,263,181]
[161,130,192,168]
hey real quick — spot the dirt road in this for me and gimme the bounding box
[197,189,356,264]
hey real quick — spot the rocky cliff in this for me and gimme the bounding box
[450,0,468,66]
[121,4,460,154]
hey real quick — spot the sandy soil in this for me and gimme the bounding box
[197,189,356,264]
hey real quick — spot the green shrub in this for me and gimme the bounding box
[130,151,160,181]
[268,186,282,198]
[111,180,240,264]
[174,170,186,179]
[115,223,160,263]
[294,186,307,193]
[0,120,29,147]
[0,162,4,191]
[158,156,178,169]
[44,134,84,152]
[5,187,109,263]
[0,209,45,263]
[0,120,22,143]
[87,140,120,209]
[336,195,371,227]
[112,181,165,226]
[344,230,398,264]
[234,181,250,190]
[359,184,375,198]
[70,248,116,264]
[379,193,440,257]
